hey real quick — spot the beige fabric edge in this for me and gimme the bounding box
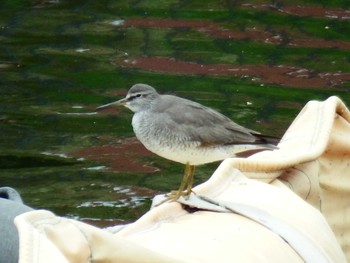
[14,211,185,263]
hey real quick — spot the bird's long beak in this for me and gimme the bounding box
[96,98,127,111]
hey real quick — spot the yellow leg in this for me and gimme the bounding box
[185,165,195,195]
[167,163,196,201]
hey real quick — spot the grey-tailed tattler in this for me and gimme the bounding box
[97,83,279,200]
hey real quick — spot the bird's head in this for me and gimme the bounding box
[96,83,159,113]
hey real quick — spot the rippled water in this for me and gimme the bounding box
[1,0,349,226]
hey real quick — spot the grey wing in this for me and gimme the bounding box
[157,96,260,146]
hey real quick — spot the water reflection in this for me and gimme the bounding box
[78,186,149,209]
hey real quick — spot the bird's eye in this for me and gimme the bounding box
[129,94,142,101]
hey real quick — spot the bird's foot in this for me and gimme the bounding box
[157,163,195,204]
[166,189,192,202]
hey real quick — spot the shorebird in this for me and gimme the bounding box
[97,84,278,200]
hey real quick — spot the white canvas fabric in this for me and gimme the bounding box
[14,96,350,262]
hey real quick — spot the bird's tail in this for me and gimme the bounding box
[235,134,280,158]
[256,134,280,146]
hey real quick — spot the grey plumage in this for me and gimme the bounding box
[110,83,277,147]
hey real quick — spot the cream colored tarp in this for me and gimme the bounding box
[15,96,350,262]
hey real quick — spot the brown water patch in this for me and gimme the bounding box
[122,18,350,50]
[280,5,350,20]
[117,56,350,88]
[71,137,159,173]
[241,3,350,20]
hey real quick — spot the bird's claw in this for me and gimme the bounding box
[166,189,192,202]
